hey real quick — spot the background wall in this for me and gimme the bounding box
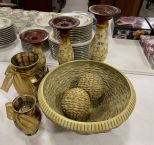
[61,0,88,12]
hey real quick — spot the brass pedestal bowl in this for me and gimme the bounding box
[38,60,136,134]
[19,29,49,67]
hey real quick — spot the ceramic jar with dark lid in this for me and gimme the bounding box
[89,5,121,61]
[49,16,80,64]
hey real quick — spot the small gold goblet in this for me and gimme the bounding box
[6,94,41,135]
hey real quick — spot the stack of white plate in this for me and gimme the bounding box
[19,27,50,51]
[53,12,93,44]
[0,17,17,47]
[49,32,94,60]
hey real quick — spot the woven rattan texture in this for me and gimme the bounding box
[78,72,104,102]
[38,61,136,134]
[61,88,90,121]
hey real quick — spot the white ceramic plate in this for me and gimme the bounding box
[56,12,93,27]
[34,12,57,27]
[0,7,12,14]
[0,17,12,29]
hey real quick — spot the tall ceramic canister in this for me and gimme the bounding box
[89,5,121,61]
[49,16,80,64]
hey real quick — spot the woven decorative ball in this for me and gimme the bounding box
[61,88,91,121]
[78,72,104,102]
[38,61,136,134]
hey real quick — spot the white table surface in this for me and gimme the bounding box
[0,21,154,145]
[0,61,154,145]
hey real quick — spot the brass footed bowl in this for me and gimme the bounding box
[38,60,136,134]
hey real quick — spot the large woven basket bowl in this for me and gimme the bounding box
[38,60,136,134]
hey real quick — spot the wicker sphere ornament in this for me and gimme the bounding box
[78,72,104,102]
[61,88,91,121]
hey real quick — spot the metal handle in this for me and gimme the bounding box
[1,73,13,92]
[5,102,14,120]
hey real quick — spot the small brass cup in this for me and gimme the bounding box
[5,95,41,135]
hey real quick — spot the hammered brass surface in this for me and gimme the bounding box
[5,95,41,135]
[1,51,48,97]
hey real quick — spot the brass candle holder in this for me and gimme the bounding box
[19,29,49,68]
[49,16,80,64]
[6,94,41,135]
[89,5,121,61]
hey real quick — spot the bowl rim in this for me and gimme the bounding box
[19,29,49,44]
[49,16,80,30]
[89,5,121,17]
[55,12,93,27]
[38,60,136,133]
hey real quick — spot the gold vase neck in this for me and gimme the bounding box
[59,31,70,43]
[60,30,69,37]
[96,21,109,29]
[32,44,43,54]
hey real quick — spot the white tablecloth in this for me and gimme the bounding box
[0,21,154,145]
[0,62,154,145]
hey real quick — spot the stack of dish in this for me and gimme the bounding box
[34,12,57,28]
[53,12,93,44]
[0,17,17,47]
[49,12,94,60]
[49,32,94,60]
[19,27,50,51]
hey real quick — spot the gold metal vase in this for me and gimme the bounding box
[1,51,47,98]
[89,5,121,61]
